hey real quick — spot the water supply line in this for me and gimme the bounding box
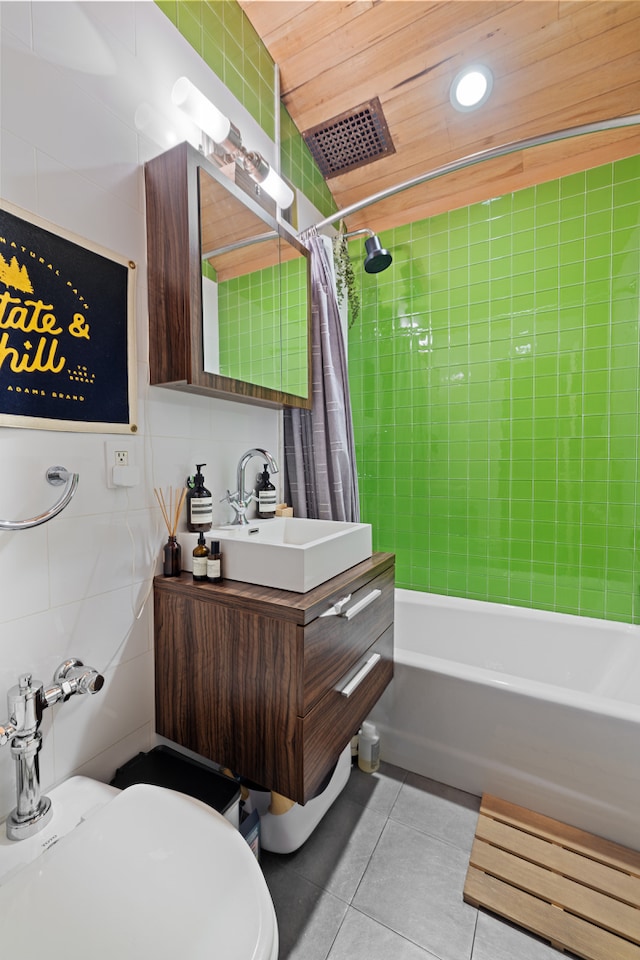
[309,113,640,234]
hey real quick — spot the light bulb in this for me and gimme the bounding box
[260,166,295,210]
[450,65,493,112]
[456,71,487,107]
[172,76,231,144]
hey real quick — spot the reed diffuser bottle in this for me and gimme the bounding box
[163,536,181,576]
[154,485,187,577]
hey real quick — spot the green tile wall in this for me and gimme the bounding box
[349,156,640,623]
[157,0,336,218]
[218,265,279,389]
[279,255,310,398]
[279,105,335,219]
[218,255,308,397]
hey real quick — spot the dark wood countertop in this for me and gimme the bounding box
[154,551,395,625]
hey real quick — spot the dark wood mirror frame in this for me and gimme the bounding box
[145,140,312,409]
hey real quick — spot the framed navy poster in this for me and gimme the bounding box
[0,200,137,433]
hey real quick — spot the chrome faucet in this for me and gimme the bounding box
[0,659,104,840]
[221,447,279,525]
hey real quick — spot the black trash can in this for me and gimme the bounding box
[111,745,241,826]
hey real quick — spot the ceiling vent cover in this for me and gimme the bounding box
[302,97,395,179]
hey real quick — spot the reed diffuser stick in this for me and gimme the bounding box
[154,489,170,530]
[173,487,187,532]
[154,486,187,536]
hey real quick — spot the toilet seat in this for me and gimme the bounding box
[0,781,278,960]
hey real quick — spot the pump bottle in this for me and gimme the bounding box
[256,464,277,520]
[186,464,213,532]
[192,533,209,582]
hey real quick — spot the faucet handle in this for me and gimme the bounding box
[221,490,244,517]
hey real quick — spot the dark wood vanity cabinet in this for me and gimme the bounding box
[154,553,394,803]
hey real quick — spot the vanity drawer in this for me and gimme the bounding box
[301,565,394,715]
[300,624,394,800]
[154,552,395,807]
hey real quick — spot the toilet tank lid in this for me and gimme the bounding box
[0,783,277,960]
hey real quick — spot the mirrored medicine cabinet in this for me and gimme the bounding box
[145,140,312,408]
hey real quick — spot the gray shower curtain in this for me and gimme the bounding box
[284,228,360,522]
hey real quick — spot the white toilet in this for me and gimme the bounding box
[0,776,278,960]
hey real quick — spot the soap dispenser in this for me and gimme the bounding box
[186,464,213,532]
[192,533,209,582]
[256,464,276,519]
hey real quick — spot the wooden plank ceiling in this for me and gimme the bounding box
[238,1,640,234]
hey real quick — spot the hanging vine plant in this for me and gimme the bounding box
[333,221,360,327]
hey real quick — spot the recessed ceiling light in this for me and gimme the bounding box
[450,65,493,112]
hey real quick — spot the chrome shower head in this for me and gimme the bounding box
[364,234,392,273]
[343,228,393,274]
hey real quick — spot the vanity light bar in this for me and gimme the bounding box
[171,76,294,210]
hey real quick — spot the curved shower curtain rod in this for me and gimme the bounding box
[309,112,640,234]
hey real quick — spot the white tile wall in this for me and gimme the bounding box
[0,1,286,820]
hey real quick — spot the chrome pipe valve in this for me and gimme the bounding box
[1,659,104,841]
[43,659,105,706]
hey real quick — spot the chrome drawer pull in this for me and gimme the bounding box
[340,653,381,698]
[341,588,382,620]
[321,588,381,620]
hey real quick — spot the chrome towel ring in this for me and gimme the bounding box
[0,466,79,531]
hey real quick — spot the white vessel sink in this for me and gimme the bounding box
[182,517,372,592]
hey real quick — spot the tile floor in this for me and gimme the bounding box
[260,762,572,960]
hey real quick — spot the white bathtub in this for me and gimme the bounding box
[370,589,640,849]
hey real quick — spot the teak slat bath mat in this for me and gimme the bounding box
[464,795,640,960]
